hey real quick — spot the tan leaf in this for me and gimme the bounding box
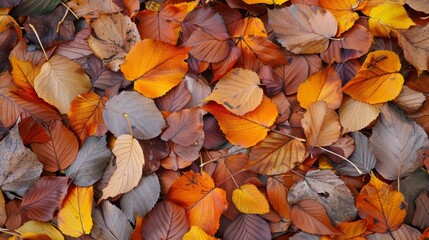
[393,86,425,114]
[396,24,429,71]
[339,96,382,134]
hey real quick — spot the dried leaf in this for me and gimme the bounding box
[67,0,122,18]
[57,185,93,237]
[356,174,407,232]
[161,108,203,146]
[369,3,415,37]
[412,191,429,229]
[91,201,133,240]
[370,104,427,180]
[367,224,421,240]
[20,176,68,222]
[269,4,338,54]
[15,221,64,240]
[319,0,365,35]
[183,226,217,240]
[393,86,426,114]
[339,96,382,133]
[120,174,160,224]
[396,24,429,71]
[224,214,271,240]
[232,183,269,214]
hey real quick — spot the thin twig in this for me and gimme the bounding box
[319,146,363,175]
[28,24,49,62]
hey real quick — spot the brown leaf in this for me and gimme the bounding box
[161,108,203,146]
[224,214,271,240]
[290,199,340,235]
[67,0,122,18]
[156,81,191,112]
[20,176,68,222]
[412,191,429,229]
[396,24,429,71]
[31,120,79,172]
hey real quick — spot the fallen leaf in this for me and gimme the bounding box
[88,13,140,71]
[268,4,338,54]
[290,199,340,235]
[15,221,64,240]
[65,136,111,187]
[329,219,367,240]
[34,55,91,114]
[183,226,217,240]
[120,174,160,224]
[31,120,79,172]
[156,81,192,112]
[20,176,68,222]
[267,175,293,220]
[224,214,271,240]
[396,24,429,71]
[0,193,5,226]
[370,104,427,180]
[412,191,429,229]
[168,171,227,235]
[232,183,269,214]
[103,91,165,139]
[203,96,278,148]
[10,0,61,16]
[342,50,404,104]
[0,124,42,197]
[68,92,108,142]
[204,68,263,116]
[339,96,382,133]
[302,101,341,147]
[356,174,407,232]
[84,55,130,90]
[288,170,357,225]
[368,3,415,37]
[297,66,343,110]
[91,201,133,240]
[120,39,189,98]
[183,28,230,63]
[67,0,122,18]
[247,131,306,175]
[161,108,203,146]
[141,200,189,239]
[393,85,425,114]
[57,185,93,237]
[319,0,366,35]
[101,134,145,200]
[405,0,429,14]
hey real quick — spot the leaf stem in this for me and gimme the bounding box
[61,2,79,19]
[28,24,49,62]
[123,113,134,138]
[0,228,21,238]
[318,146,364,175]
[270,129,306,142]
[328,37,345,41]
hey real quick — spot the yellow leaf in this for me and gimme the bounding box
[339,96,383,133]
[10,55,39,89]
[369,3,415,37]
[342,50,404,104]
[232,183,269,214]
[319,0,367,35]
[34,55,92,114]
[16,221,64,240]
[302,101,341,147]
[101,134,145,200]
[204,68,263,116]
[297,66,343,110]
[120,39,189,98]
[242,0,288,5]
[68,92,108,142]
[57,186,93,237]
[202,96,278,148]
[183,226,218,240]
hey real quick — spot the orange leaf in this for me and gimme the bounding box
[232,183,269,214]
[330,219,367,240]
[202,96,278,148]
[68,92,108,142]
[297,66,343,110]
[319,0,367,35]
[10,55,40,101]
[356,174,407,232]
[247,132,306,175]
[131,215,143,240]
[342,50,404,104]
[204,68,263,116]
[267,175,292,220]
[290,199,340,235]
[120,39,189,98]
[167,171,227,235]
[57,185,93,237]
[301,101,341,147]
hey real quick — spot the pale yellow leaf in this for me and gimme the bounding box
[339,96,383,133]
[16,221,64,240]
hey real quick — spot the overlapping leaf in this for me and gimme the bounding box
[232,183,269,214]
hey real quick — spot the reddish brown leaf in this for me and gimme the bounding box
[20,176,68,222]
[18,117,50,145]
[161,108,203,146]
[224,214,271,240]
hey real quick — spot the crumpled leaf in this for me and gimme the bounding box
[31,120,79,172]
[120,174,160,224]
[356,174,407,232]
[103,91,165,139]
[232,183,269,214]
[302,101,341,147]
[20,176,68,222]
[168,171,227,235]
[288,170,357,225]
[34,55,92,114]
[57,185,93,237]
[101,134,145,200]
[370,104,427,180]
[334,132,376,176]
[120,39,189,98]
[268,4,338,54]
[88,13,140,71]
[203,96,278,148]
[290,199,340,235]
[396,24,429,71]
[224,214,271,240]
[204,68,263,116]
[0,124,42,197]
[91,201,133,240]
[65,136,111,187]
[342,50,404,104]
[141,200,189,239]
[297,66,343,110]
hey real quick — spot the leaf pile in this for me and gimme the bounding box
[1,0,429,239]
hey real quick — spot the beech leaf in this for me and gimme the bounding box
[224,214,271,240]
[232,183,269,214]
[161,108,203,146]
[91,201,133,240]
